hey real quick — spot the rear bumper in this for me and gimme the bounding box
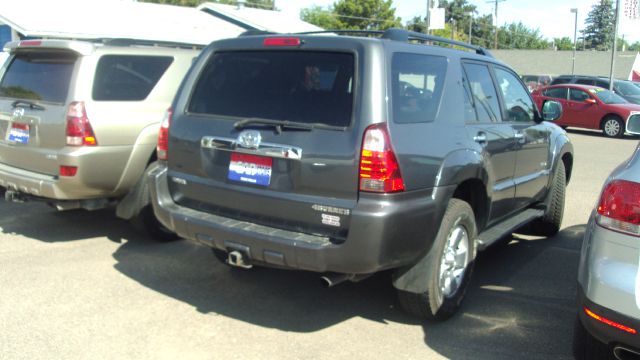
[0,145,133,200]
[577,214,640,349]
[149,162,453,274]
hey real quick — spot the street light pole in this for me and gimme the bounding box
[571,8,578,75]
[466,12,473,44]
[487,0,506,49]
[609,0,621,91]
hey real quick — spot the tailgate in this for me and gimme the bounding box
[0,49,78,175]
[169,50,359,239]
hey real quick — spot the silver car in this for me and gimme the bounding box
[574,120,640,359]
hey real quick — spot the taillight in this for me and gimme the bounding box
[157,108,171,161]
[596,179,640,236]
[66,101,96,146]
[359,123,405,193]
[263,37,301,47]
[59,165,78,177]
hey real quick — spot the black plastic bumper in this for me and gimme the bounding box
[148,162,454,274]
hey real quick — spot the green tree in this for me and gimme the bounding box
[300,6,341,29]
[140,0,274,9]
[583,0,615,50]
[497,22,549,49]
[553,37,574,50]
[332,0,402,30]
[629,41,640,51]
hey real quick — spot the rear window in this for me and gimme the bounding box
[392,53,447,123]
[93,55,173,101]
[0,51,76,103]
[188,51,354,127]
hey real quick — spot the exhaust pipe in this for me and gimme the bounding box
[320,273,356,287]
[614,345,640,360]
[227,250,252,269]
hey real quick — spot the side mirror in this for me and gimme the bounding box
[541,100,562,122]
[626,113,640,135]
[585,98,597,105]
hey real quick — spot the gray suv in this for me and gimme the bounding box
[148,29,574,319]
[0,39,199,239]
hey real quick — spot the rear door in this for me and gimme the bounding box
[168,47,359,239]
[0,48,78,175]
[462,61,518,223]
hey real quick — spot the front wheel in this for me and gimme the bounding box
[397,198,477,321]
[602,116,624,138]
[526,160,566,237]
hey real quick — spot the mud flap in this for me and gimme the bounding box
[392,255,432,294]
[115,163,153,220]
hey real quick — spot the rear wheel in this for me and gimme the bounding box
[139,205,180,242]
[573,315,613,359]
[397,198,477,321]
[602,116,624,138]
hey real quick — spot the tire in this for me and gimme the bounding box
[397,198,477,321]
[573,315,614,360]
[525,160,566,237]
[138,205,180,242]
[602,116,624,138]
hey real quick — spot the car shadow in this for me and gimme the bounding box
[112,222,584,356]
[0,200,139,243]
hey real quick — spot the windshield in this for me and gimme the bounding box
[590,88,628,104]
[615,80,640,96]
[189,51,354,127]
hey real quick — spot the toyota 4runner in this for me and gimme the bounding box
[148,29,574,319]
[0,39,200,239]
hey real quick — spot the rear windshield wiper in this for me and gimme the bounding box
[12,100,45,111]
[233,118,341,134]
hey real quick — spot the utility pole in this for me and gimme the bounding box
[571,8,578,75]
[487,0,506,49]
[609,0,621,91]
[426,0,431,35]
[466,11,473,44]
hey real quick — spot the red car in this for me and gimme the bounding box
[532,84,640,138]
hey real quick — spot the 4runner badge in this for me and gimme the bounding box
[236,130,261,149]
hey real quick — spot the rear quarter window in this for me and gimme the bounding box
[0,50,76,103]
[392,53,447,123]
[188,51,354,127]
[92,55,173,101]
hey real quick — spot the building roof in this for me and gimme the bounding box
[492,50,640,80]
[197,2,323,34]
[0,0,245,46]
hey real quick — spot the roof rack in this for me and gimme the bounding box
[294,28,493,57]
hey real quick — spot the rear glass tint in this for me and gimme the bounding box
[93,55,173,101]
[392,53,447,123]
[189,51,354,127]
[0,51,76,103]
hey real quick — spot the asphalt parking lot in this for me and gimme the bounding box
[0,129,638,360]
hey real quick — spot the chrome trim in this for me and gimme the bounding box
[201,136,302,160]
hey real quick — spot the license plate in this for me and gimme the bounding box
[7,123,29,144]
[228,153,272,186]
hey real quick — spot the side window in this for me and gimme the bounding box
[569,88,591,102]
[462,76,477,122]
[392,53,447,124]
[494,67,535,122]
[462,62,501,122]
[93,55,173,101]
[542,87,567,99]
[595,80,609,89]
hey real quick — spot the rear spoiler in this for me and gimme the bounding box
[4,39,96,56]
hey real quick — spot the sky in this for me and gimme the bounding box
[277,0,640,44]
